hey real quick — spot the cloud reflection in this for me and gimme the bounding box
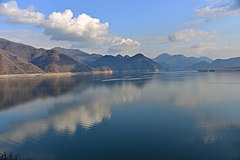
[0,82,141,144]
[1,73,240,145]
[141,73,240,143]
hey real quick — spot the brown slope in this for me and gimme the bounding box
[0,50,44,74]
[0,38,37,62]
[31,50,92,73]
[0,38,93,73]
[53,47,102,65]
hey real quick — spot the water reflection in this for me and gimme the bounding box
[0,74,148,144]
[0,77,78,109]
[141,73,240,143]
[0,72,240,157]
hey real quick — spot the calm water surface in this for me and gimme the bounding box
[0,72,240,160]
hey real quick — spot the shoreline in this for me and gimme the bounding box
[0,71,113,79]
[0,69,240,79]
[1,69,240,79]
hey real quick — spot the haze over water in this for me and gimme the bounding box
[0,72,240,160]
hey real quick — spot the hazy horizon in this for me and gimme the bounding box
[0,0,239,59]
[0,37,220,60]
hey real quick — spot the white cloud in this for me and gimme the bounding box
[196,5,238,18]
[192,0,240,25]
[108,36,140,53]
[0,1,140,54]
[43,10,109,43]
[168,29,217,42]
[196,6,228,16]
[0,1,44,24]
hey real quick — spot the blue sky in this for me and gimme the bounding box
[0,0,240,58]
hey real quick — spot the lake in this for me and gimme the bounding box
[0,72,240,160]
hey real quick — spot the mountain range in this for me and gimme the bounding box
[89,54,162,72]
[0,38,240,75]
[0,38,161,74]
[188,57,240,71]
[153,53,213,69]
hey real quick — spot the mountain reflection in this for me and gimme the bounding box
[0,76,78,109]
[0,72,240,145]
[0,74,149,144]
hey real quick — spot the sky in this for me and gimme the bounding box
[0,0,240,59]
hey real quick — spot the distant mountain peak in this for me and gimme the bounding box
[133,53,144,58]
[162,53,170,55]
[89,52,163,72]
[188,57,240,70]
[124,55,130,59]
[159,53,171,56]
[153,53,213,69]
[116,54,124,59]
[174,54,185,57]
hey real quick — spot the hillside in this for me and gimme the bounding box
[53,47,102,65]
[0,49,43,74]
[0,38,94,73]
[31,50,92,73]
[89,53,163,72]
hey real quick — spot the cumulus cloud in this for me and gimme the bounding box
[0,1,44,24]
[108,36,140,53]
[168,29,217,42]
[43,10,109,43]
[0,1,140,54]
